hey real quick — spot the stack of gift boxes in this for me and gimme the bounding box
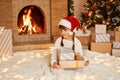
[90,24,112,54]
[75,29,91,50]
[112,27,120,57]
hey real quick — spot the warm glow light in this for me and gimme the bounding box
[90,75,95,79]
[36,53,41,58]
[117,70,120,73]
[116,66,120,69]
[81,75,86,80]
[13,64,18,68]
[18,76,24,79]
[29,77,34,80]
[117,58,120,61]
[115,66,120,73]
[110,0,113,2]
[1,68,9,72]
[94,58,106,63]
[0,61,2,64]
[13,75,25,79]
[40,76,45,80]
[49,47,58,49]
[19,7,37,34]
[74,75,80,80]
[16,59,26,64]
[14,75,21,78]
[2,57,9,61]
[104,63,112,66]
[0,76,2,79]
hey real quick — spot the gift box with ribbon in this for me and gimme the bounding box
[95,24,106,34]
[59,60,85,68]
[59,52,85,69]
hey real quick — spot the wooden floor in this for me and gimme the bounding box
[13,41,54,52]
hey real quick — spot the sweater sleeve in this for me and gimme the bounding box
[75,37,88,61]
[50,37,61,66]
[75,37,83,55]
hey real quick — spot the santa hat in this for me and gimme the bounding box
[58,16,80,35]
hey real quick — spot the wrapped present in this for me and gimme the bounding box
[59,53,85,68]
[76,36,91,45]
[115,27,120,32]
[0,29,13,57]
[58,46,86,69]
[113,41,120,49]
[95,24,106,34]
[114,27,120,41]
[95,33,110,42]
[59,60,85,68]
[112,49,120,57]
[90,42,112,54]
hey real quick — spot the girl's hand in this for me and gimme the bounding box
[53,62,61,69]
[84,60,89,66]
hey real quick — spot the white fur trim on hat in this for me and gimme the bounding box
[58,19,71,29]
[69,27,77,35]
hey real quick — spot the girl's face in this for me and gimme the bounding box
[60,27,71,39]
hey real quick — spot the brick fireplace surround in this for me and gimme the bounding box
[13,0,50,43]
[0,0,67,51]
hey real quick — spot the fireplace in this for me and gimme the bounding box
[18,5,46,35]
[12,0,51,44]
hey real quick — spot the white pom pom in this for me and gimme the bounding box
[69,31,73,35]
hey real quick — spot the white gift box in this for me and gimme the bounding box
[95,33,110,42]
[95,24,106,33]
[0,29,13,57]
[112,49,120,57]
[113,41,120,49]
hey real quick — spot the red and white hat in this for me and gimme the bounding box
[58,16,80,35]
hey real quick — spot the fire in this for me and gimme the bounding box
[19,7,37,35]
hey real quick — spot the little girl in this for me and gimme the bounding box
[50,16,89,76]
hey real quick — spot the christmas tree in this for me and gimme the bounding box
[68,0,74,16]
[79,0,120,31]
